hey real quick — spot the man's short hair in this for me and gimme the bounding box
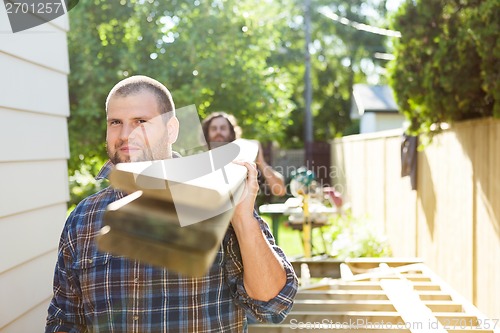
[201,112,242,144]
[106,75,175,116]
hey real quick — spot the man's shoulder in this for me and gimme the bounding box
[80,186,115,205]
[68,187,117,220]
[62,187,120,241]
[60,187,119,260]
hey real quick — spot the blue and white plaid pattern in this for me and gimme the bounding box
[46,161,298,333]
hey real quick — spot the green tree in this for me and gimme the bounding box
[154,0,295,142]
[313,0,390,140]
[67,0,395,205]
[67,0,175,207]
[67,0,295,205]
[67,0,170,177]
[388,0,499,135]
[274,0,391,146]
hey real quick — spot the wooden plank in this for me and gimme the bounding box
[383,136,418,257]
[399,273,432,282]
[285,310,406,323]
[417,292,453,301]
[290,263,497,332]
[283,311,481,325]
[340,262,354,279]
[295,289,451,301]
[106,139,257,211]
[0,53,69,116]
[380,279,447,332]
[364,138,387,227]
[448,330,496,333]
[292,300,397,312]
[418,265,500,333]
[340,262,425,282]
[0,108,69,162]
[291,258,342,278]
[284,311,482,323]
[334,281,442,291]
[296,290,390,301]
[249,324,495,333]
[416,129,475,303]
[332,117,500,318]
[291,299,463,313]
[98,139,259,277]
[249,323,411,332]
[475,119,500,319]
[0,203,66,273]
[423,301,463,312]
[0,160,69,217]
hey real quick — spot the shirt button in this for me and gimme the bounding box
[134,278,139,284]
[133,315,139,321]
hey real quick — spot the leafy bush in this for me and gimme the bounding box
[324,212,392,259]
[388,0,499,136]
[68,159,108,213]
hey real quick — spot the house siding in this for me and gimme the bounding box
[360,112,405,134]
[0,7,70,332]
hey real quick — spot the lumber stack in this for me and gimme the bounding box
[97,139,258,277]
[249,259,499,333]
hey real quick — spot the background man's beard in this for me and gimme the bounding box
[209,141,228,149]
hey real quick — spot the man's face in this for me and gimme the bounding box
[106,90,177,164]
[207,117,233,148]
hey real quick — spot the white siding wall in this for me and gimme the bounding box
[359,112,377,133]
[360,112,405,134]
[374,113,405,132]
[0,8,70,332]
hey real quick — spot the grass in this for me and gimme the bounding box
[261,215,331,259]
[261,211,393,260]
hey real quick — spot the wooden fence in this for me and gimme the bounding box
[331,117,500,319]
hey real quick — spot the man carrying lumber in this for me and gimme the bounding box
[45,75,298,332]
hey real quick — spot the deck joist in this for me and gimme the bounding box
[249,259,498,333]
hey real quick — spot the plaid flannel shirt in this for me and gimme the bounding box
[46,161,298,333]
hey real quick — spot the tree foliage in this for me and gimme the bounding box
[388,0,499,135]
[67,0,298,175]
[275,0,390,146]
[67,0,393,204]
[155,0,295,141]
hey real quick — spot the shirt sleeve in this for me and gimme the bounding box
[224,211,298,324]
[45,210,88,333]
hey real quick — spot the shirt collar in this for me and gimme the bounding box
[96,160,114,180]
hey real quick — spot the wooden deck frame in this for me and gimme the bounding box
[249,260,499,333]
